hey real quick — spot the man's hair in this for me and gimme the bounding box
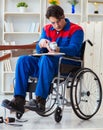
[46,5,64,19]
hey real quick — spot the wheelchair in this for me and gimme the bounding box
[16,39,102,123]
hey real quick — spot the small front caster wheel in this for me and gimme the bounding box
[16,112,23,119]
[54,107,62,123]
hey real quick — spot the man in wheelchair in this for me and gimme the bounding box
[2,5,84,114]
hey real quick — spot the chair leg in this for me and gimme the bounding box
[29,92,33,99]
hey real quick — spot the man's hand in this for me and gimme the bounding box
[39,39,60,53]
[39,39,52,52]
[39,39,50,48]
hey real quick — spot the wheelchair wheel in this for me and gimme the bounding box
[54,107,62,123]
[16,112,23,119]
[70,68,102,120]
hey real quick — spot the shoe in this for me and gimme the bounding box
[1,96,25,114]
[25,96,46,113]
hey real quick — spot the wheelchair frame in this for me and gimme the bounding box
[16,40,102,123]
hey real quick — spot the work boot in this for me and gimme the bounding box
[1,96,25,114]
[25,96,46,112]
[36,96,46,112]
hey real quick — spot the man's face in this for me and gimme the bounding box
[49,16,66,31]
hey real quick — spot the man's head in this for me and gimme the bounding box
[46,5,66,31]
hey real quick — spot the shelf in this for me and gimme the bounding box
[1,0,42,93]
[2,91,13,94]
[4,71,15,74]
[65,13,81,16]
[88,14,103,16]
[4,12,40,15]
[4,32,40,35]
[88,0,103,4]
[45,0,82,23]
[87,0,103,21]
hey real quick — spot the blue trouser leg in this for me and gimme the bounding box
[14,55,59,99]
[14,55,39,97]
[35,55,59,99]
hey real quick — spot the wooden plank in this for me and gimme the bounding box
[92,22,102,76]
[83,22,95,69]
[99,22,103,85]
